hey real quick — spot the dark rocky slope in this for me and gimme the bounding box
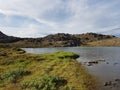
[0,31,22,43]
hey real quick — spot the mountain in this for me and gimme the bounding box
[0,31,22,43]
[0,31,8,38]
[0,31,118,47]
[11,33,81,47]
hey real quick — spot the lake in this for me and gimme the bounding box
[23,47,120,90]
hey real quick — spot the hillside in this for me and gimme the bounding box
[74,32,116,44]
[87,38,120,46]
[0,31,8,38]
[0,31,118,47]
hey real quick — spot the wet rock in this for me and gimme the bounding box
[115,79,120,82]
[104,81,112,86]
[87,63,93,66]
[85,59,105,66]
[104,79,120,89]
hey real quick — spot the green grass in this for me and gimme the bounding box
[20,74,71,90]
[0,48,98,90]
[0,68,31,85]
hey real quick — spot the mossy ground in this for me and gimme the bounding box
[0,48,98,90]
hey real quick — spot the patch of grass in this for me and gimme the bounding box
[0,68,31,86]
[20,74,73,90]
[53,51,79,59]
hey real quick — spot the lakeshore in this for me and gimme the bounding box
[0,48,97,90]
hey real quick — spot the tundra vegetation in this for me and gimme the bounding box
[0,48,98,90]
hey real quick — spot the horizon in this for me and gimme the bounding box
[0,30,117,38]
[0,0,120,37]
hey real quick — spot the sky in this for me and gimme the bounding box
[0,0,120,37]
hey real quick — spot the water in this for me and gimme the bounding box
[23,47,120,90]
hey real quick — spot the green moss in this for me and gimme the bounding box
[55,51,79,59]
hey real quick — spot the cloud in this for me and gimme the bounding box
[0,0,120,37]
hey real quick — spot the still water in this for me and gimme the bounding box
[23,47,120,90]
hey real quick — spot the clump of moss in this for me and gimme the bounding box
[55,51,79,59]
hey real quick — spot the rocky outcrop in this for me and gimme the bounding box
[40,33,81,47]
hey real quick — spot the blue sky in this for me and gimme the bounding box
[0,0,120,37]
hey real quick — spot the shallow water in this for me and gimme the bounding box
[23,47,120,90]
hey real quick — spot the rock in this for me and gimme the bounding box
[104,81,112,86]
[115,79,120,82]
[86,62,93,66]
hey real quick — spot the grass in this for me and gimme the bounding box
[20,74,69,90]
[0,48,98,90]
[86,38,120,46]
[0,68,31,85]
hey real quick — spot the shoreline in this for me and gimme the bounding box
[0,47,98,90]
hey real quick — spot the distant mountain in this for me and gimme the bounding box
[0,31,118,47]
[0,31,22,43]
[0,31,8,38]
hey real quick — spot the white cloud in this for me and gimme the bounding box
[1,24,51,37]
[0,0,120,37]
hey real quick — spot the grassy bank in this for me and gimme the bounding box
[0,48,98,90]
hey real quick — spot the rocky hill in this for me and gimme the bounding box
[0,31,22,43]
[0,31,117,47]
[0,31,8,38]
[74,32,115,44]
[40,33,81,47]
